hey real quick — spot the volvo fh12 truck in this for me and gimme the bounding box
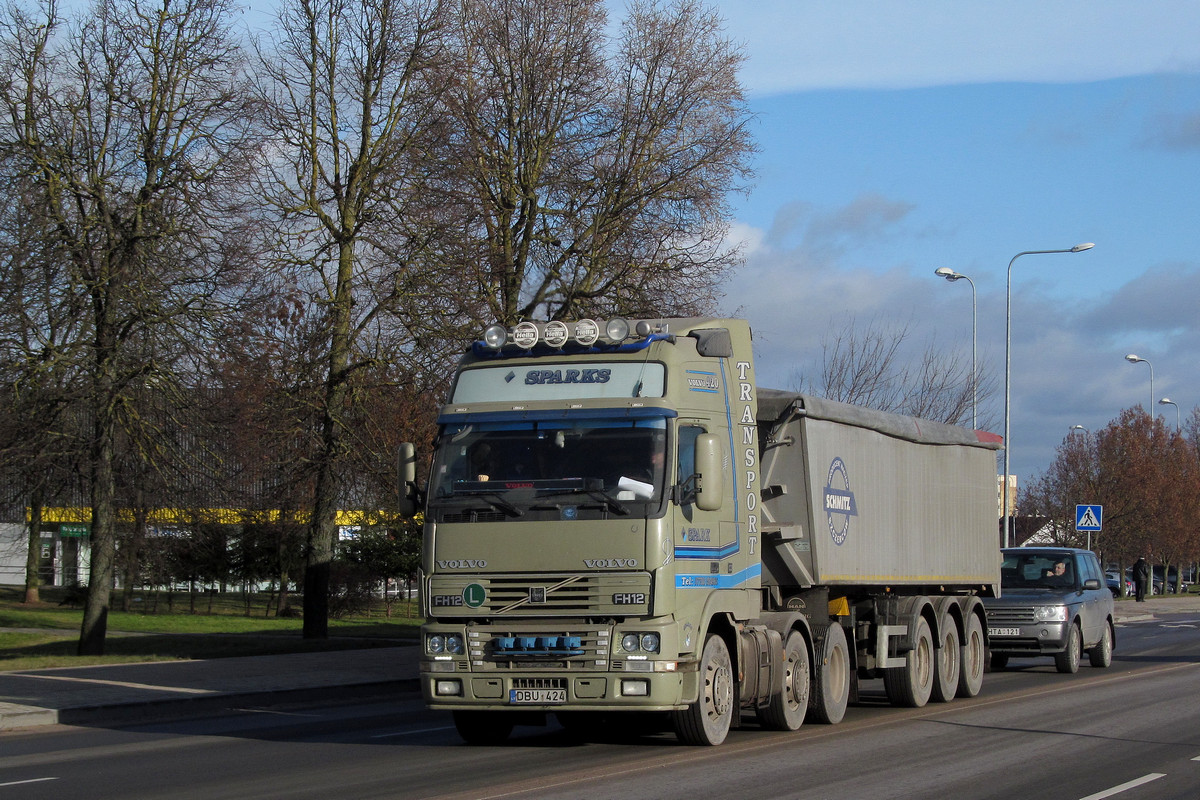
[398,317,1001,745]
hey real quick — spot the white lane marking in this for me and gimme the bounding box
[0,777,59,788]
[371,725,456,739]
[10,674,214,694]
[1079,773,1166,800]
[1192,755,1200,761]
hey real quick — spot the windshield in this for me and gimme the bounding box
[429,417,669,508]
[1000,552,1077,590]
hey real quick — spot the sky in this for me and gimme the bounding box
[699,1,1200,487]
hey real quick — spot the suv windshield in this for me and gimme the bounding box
[1000,552,1077,590]
[429,417,668,510]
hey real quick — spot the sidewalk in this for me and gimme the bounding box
[0,642,420,731]
[4,595,1199,733]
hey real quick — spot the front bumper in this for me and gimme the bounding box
[985,613,1071,655]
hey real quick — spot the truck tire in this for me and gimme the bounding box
[1055,622,1082,674]
[931,612,960,703]
[808,623,849,725]
[758,630,809,731]
[957,612,986,697]
[884,615,933,708]
[1088,622,1113,668]
[673,633,734,746]
[453,711,514,745]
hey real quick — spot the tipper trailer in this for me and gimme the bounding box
[400,317,1001,745]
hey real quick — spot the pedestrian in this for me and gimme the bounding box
[1133,556,1151,602]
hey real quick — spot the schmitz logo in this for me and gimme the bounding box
[583,558,639,568]
[436,559,487,569]
[824,457,858,546]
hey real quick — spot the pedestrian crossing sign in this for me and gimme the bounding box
[1075,504,1102,532]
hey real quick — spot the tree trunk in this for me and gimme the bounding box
[79,404,117,655]
[302,238,355,639]
[23,488,44,604]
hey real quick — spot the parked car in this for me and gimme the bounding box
[1104,571,1133,598]
[984,548,1115,674]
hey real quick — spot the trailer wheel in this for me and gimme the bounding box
[1055,622,1082,674]
[957,612,986,697]
[758,630,809,731]
[453,711,514,745]
[673,633,734,745]
[808,623,849,724]
[884,615,933,708]
[931,612,960,703]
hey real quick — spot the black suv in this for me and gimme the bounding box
[983,548,1115,673]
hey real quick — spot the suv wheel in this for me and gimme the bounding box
[1054,623,1081,674]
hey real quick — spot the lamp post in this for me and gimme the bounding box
[1160,397,1180,432]
[934,267,977,428]
[1003,243,1094,549]
[1124,354,1154,416]
[1070,424,1088,435]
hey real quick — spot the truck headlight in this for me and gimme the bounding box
[622,633,640,652]
[640,633,660,653]
[1034,605,1067,623]
[446,634,465,655]
[427,634,445,654]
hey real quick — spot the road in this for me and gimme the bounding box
[2,615,1198,800]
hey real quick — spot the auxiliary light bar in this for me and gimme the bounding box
[480,318,664,352]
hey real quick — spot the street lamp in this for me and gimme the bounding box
[1070,424,1088,435]
[1160,397,1180,432]
[934,267,977,428]
[1003,243,1094,549]
[1124,354,1154,415]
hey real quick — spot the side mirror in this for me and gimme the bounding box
[398,442,418,517]
[694,433,725,512]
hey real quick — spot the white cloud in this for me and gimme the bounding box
[711,1,1200,94]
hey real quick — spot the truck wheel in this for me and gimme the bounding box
[758,630,809,731]
[931,613,960,703]
[957,612,986,697]
[1055,623,1082,674]
[808,622,849,724]
[453,711,514,745]
[1087,622,1113,668]
[884,615,933,708]
[673,633,734,745]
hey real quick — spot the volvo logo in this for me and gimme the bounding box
[436,559,487,569]
[583,558,639,568]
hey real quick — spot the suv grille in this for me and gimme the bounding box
[986,607,1037,624]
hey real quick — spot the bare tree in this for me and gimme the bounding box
[255,0,448,638]
[0,0,263,653]
[434,0,754,324]
[794,315,996,428]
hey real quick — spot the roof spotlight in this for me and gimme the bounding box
[605,318,630,342]
[482,324,508,350]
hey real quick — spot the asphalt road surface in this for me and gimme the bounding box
[3,615,1198,800]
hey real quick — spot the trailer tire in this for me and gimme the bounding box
[884,615,934,708]
[957,612,986,697]
[758,630,809,731]
[808,623,849,725]
[673,633,734,746]
[453,711,514,745]
[931,612,960,703]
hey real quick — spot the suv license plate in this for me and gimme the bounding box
[509,688,567,705]
[989,627,1020,637]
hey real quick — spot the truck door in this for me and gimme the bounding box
[672,423,729,591]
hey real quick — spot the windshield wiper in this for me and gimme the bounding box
[469,492,523,518]
[582,490,630,516]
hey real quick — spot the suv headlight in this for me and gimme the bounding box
[1034,605,1068,623]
